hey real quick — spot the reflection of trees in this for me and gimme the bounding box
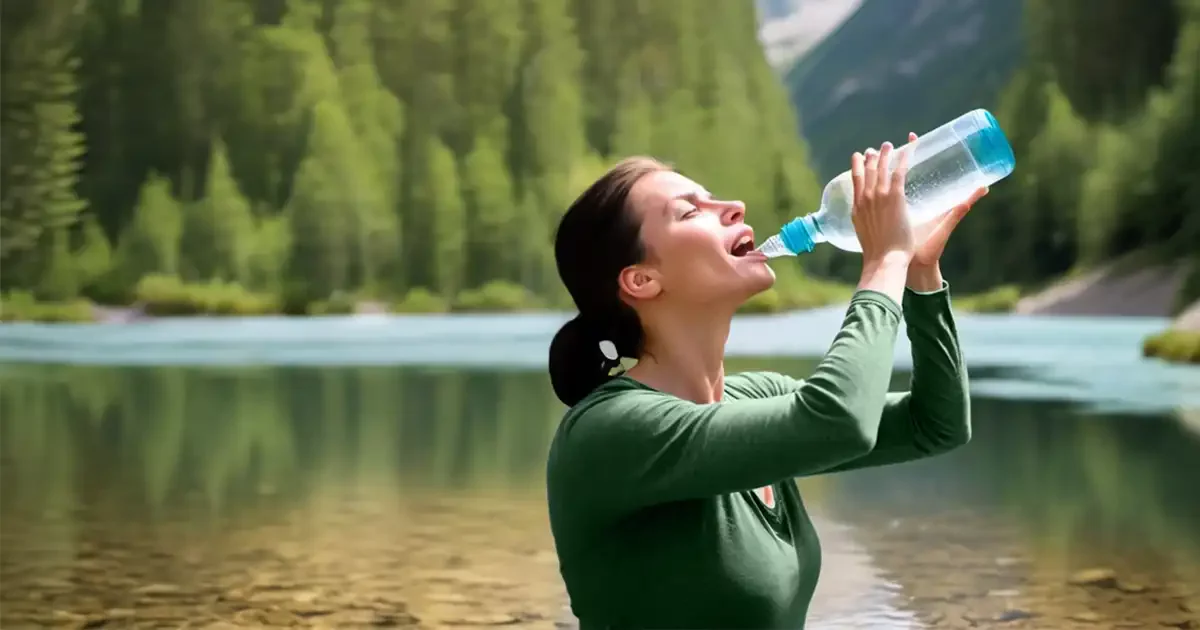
[0,371,81,578]
[0,364,564,534]
[5,357,1197,609]
[823,397,1200,587]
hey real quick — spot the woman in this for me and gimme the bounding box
[545,136,987,629]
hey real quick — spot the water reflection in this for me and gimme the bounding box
[823,398,1200,627]
[2,361,1198,628]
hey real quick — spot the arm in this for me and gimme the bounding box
[556,290,903,513]
[815,278,971,474]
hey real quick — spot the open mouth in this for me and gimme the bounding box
[730,235,755,257]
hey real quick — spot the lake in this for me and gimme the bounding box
[2,307,1199,629]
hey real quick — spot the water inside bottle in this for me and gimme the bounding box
[902,144,993,226]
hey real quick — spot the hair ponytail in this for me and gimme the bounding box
[548,316,602,406]
[547,156,667,407]
[548,307,645,406]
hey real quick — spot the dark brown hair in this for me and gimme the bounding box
[548,157,670,406]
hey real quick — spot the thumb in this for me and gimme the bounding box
[943,186,988,228]
[925,186,988,247]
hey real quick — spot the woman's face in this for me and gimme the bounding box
[620,170,775,307]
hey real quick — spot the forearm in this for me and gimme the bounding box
[814,281,970,474]
[858,253,911,305]
[906,262,944,293]
[903,281,971,447]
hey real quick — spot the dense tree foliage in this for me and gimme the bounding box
[0,0,824,314]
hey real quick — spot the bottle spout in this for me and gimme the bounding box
[754,234,795,258]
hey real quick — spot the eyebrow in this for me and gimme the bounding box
[663,190,712,213]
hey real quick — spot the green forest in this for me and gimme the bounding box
[0,0,832,319]
[800,0,1200,313]
[0,0,1197,322]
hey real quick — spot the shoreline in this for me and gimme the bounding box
[1015,263,1187,317]
[3,258,1194,326]
[1142,300,1200,365]
[0,295,1183,325]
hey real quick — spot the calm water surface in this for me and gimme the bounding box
[2,311,1199,629]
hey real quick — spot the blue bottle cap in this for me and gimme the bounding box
[963,109,1016,180]
[779,215,817,254]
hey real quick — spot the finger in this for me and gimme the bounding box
[950,186,989,219]
[908,132,918,143]
[863,148,879,195]
[923,210,963,253]
[932,207,964,242]
[850,152,865,208]
[934,186,988,237]
[891,141,911,190]
[965,186,989,206]
[876,142,893,195]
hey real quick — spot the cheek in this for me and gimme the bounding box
[657,229,729,283]
[676,225,726,257]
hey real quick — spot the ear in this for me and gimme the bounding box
[617,264,661,301]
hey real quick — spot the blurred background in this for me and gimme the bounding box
[1,0,1198,628]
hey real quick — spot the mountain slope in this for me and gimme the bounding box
[756,0,863,69]
[785,0,1022,178]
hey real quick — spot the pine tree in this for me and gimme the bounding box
[284,100,366,300]
[184,140,256,283]
[37,229,79,301]
[424,137,468,298]
[117,175,186,281]
[0,8,88,286]
[461,135,518,286]
[74,215,114,291]
[330,0,404,291]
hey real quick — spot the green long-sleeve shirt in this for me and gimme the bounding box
[545,284,971,629]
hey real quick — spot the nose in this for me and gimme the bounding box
[719,200,746,226]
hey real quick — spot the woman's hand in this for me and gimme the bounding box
[900,131,989,291]
[852,141,915,262]
[851,141,914,304]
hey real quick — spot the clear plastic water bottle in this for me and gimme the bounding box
[756,108,1016,256]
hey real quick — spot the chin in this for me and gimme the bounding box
[739,265,776,297]
[749,263,776,287]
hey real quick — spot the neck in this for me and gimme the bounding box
[627,302,734,404]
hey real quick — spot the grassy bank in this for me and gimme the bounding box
[739,281,1025,315]
[952,285,1023,313]
[0,292,94,323]
[738,276,856,314]
[1142,329,1200,365]
[2,274,1031,323]
[1,275,550,323]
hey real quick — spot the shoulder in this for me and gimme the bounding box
[548,372,803,458]
[723,371,803,399]
[555,372,802,435]
[554,377,675,442]
[546,377,674,490]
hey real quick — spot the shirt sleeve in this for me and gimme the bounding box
[552,290,903,514]
[771,281,972,475]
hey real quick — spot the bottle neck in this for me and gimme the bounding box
[808,207,829,244]
[780,211,825,254]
